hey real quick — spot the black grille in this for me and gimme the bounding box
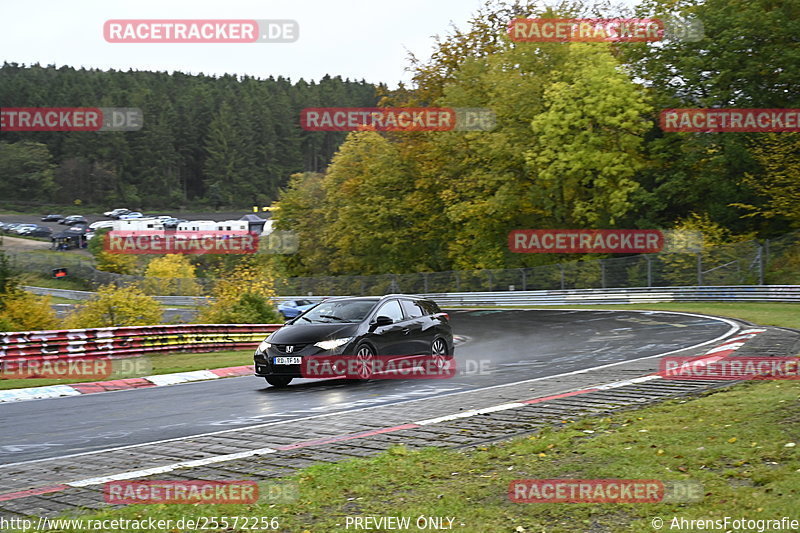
[274,344,308,353]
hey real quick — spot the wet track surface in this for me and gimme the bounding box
[0,309,733,464]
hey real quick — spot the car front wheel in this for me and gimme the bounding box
[354,343,375,379]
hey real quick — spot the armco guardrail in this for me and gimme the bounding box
[23,286,210,306]
[0,324,280,363]
[26,285,800,307]
[423,285,800,306]
[23,286,330,307]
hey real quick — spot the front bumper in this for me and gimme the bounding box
[254,341,356,377]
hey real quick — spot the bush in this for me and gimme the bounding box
[0,290,60,332]
[63,284,162,328]
[197,258,281,324]
[198,292,281,324]
[143,254,202,296]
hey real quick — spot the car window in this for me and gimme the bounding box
[401,299,426,318]
[296,299,312,306]
[374,299,404,322]
[418,300,441,315]
[300,299,377,323]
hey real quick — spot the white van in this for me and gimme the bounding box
[112,218,165,231]
[176,220,217,232]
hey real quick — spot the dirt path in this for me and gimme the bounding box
[0,235,52,252]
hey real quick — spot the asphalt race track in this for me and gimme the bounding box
[0,309,734,465]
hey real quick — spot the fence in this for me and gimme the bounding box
[6,231,800,296]
[0,324,280,363]
[274,232,800,296]
[424,285,800,307]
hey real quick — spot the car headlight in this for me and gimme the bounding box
[314,337,353,351]
[257,340,272,353]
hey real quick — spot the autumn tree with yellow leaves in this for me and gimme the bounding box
[63,284,163,328]
[143,254,203,296]
[197,257,282,324]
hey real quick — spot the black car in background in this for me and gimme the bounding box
[254,295,454,387]
[41,214,63,222]
[60,215,88,226]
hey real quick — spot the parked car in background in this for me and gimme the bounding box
[118,212,143,220]
[277,299,316,319]
[60,215,88,225]
[18,225,53,237]
[89,220,115,230]
[104,208,130,218]
[41,214,63,222]
[162,217,187,229]
[1,223,21,233]
[13,224,39,235]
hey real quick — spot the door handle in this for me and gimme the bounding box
[401,328,410,335]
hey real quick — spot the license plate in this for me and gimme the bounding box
[274,357,301,365]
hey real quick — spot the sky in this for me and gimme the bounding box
[1,0,497,88]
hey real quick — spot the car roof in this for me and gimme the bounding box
[322,294,428,302]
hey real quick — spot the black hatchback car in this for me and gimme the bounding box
[254,295,454,387]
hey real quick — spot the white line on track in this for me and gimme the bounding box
[0,310,740,469]
[66,447,278,488]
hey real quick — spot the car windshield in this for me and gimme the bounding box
[298,300,377,323]
[295,299,312,306]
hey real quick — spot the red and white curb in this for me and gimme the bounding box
[0,366,254,404]
[0,329,767,503]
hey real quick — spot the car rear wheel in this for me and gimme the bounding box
[265,376,292,387]
[430,337,452,370]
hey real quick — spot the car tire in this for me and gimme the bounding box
[353,342,375,379]
[430,337,453,370]
[265,376,292,387]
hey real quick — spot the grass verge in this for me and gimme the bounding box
[453,302,800,330]
[34,379,800,532]
[0,349,253,390]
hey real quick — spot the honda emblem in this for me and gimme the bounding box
[285,345,294,353]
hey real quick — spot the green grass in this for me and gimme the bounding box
[0,349,253,390]
[455,302,800,330]
[34,379,800,532]
[21,274,94,292]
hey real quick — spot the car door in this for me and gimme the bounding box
[400,299,431,354]
[367,299,409,356]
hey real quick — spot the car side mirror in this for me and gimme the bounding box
[373,315,394,327]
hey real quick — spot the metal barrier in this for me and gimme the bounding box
[0,324,280,363]
[22,286,211,306]
[23,285,800,307]
[423,285,800,306]
[3,286,797,364]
